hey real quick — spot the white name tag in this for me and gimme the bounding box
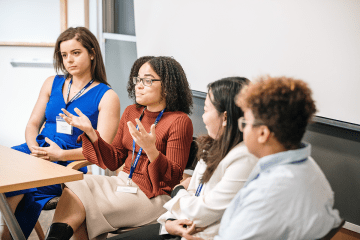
[116,186,138,194]
[56,116,73,135]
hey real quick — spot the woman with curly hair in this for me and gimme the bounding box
[45,56,194,240]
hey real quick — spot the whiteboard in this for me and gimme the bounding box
[0,0,60,43]
[134,0,360,125]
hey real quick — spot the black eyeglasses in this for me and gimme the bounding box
[238,117,265,132]
[133,77,161,87]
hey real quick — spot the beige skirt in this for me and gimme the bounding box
[65,171,171,240]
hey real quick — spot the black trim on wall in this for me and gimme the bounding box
[192,90,207,99]
[313,116,360,132]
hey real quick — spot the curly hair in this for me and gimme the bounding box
[54,27,108,85]
[238,75,317,149]
[197,77,250,183]
[127,56,193,114]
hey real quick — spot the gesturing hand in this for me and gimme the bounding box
[165,219,206,240]
[60,108,93,134]
[31,137,63,161]
[127,119,159,162]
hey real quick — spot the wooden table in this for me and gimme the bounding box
[0,145,83,239]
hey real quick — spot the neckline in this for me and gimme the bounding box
[258,143,310,172]
[142,106,167,117]
[62,77,101,105]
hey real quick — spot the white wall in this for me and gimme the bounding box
[0,0,86,148]
[135,0,360,125]
[0,47,55,147]
[68,0,85,28]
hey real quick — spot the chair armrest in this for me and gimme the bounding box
[66,159,93,170]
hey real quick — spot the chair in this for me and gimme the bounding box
[186,137,199,170]
[34,159,93,240]
[318,219,345,240]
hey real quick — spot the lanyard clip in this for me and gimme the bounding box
[127,178,132,186]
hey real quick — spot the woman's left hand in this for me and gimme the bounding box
[31,137,64,161]
[178,177,192,190]
[127,119,159,162]
[60,108,93,134]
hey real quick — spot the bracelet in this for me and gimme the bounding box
[165,218,176,223]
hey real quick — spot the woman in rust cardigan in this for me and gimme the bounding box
[45,56,194,240]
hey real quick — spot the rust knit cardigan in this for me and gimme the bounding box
[78,105,193,198]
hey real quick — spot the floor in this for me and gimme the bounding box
[1,209,119,240]
[0,210,54,240]
[334,229,360,240]
[28,210,54,240]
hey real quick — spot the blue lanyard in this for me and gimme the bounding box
[195,182,203,197]
[127,107,166,185]
[65,78,94,109]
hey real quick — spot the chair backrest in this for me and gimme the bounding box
[318,219,345,240]
[185,137,198,170]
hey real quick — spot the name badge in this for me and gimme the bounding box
[116,186,138,194]
[56,116,73,135]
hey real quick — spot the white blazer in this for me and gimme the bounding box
[158,142,258,240]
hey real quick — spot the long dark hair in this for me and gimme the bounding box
[198,77,250,183]
[53,27,108,85]
[127,56,193,114]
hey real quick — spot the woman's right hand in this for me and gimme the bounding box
[165,219,206,240]
[60,108,94,134]
[29,145,43,157]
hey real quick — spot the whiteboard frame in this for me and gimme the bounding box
[193,90,360,132]
[0,0,68,47]
[313,116,360,132]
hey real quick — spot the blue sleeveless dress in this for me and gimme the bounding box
[5,75,111,238]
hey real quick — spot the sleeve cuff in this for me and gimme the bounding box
[148,152,172,180]
[159,222,169,235]
[171,185,186,198]
[157,212,176,235]
[80,130,107,169]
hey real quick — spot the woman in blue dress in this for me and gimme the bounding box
[1,27,120,239]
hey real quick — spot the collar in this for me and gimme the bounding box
[244,142,311,187]
[142,106,167,118]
